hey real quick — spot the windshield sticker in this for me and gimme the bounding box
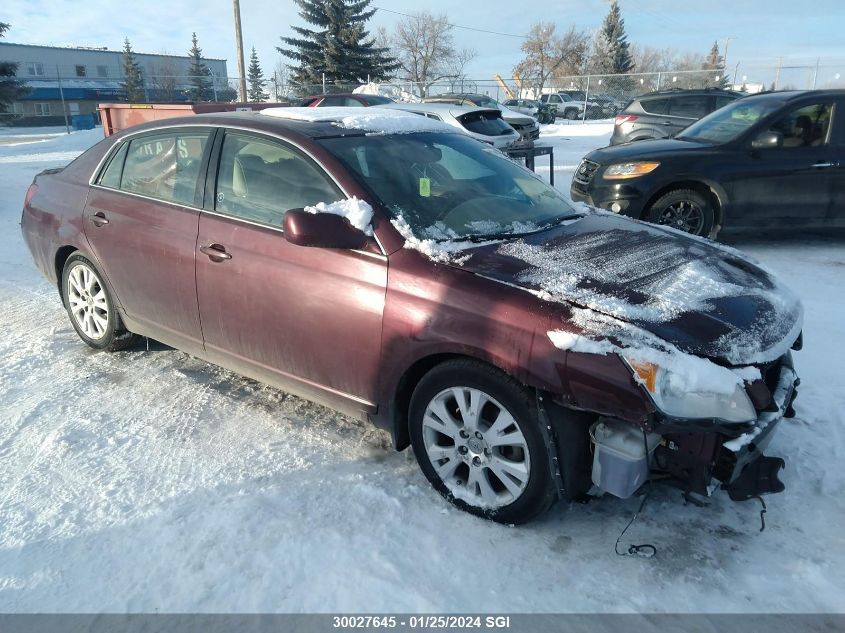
[419,177,431,197]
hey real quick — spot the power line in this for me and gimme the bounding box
[372,6,529,39]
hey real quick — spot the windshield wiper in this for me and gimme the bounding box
[442,214,583,243]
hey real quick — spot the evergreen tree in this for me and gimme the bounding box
[278,0,399,86]
[247,48,268,101]
[590,0,634,75]
[703,41,729,88]
[120,37,145,102]
[187,33,214,101]
[1,23,28,113]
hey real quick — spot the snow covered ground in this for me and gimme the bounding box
[0,123,843,613]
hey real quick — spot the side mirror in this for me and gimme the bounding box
[283,209,369,250]
[751,130,783,150]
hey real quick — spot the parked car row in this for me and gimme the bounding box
[21,106,803,524]
[571,89,845,236]
[298,91,538,147]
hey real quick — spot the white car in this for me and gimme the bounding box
[376,103,520,150]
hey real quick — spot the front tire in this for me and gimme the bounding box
[409,360,557,524]
[62,252,138,351]
[645,188,715,237]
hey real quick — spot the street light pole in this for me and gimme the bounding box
[723,36,736,69]
[232,0,248,102]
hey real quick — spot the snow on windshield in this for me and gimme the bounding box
[261,107,455,135]
[304,197,374,235]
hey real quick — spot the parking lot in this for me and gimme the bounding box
[1,123,843,612]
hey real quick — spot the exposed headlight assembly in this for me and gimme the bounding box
[623,358,756,423]
[602,161,660,180]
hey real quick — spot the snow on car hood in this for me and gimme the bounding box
[455,212,803,366]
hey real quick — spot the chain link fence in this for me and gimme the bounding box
[4,60,844,127]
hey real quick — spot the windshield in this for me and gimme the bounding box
[360,95,394,105]
[459,112,514,136]
[677,98,785,144]
[318,132,578,239]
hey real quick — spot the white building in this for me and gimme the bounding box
[0,42,229,125]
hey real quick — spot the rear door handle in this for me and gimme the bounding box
[89,212,109,227]
[811,161,835,169]
[199,243,232,261]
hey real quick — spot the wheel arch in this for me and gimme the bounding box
[54,245,79,301]
[389,351,524,451]
[642,179,729,236]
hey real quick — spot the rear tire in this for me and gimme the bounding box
[564,108,579,120]
[62,252,139,351]
[409,359,557,524]
[645,188,715,237]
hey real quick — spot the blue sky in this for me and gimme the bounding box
[4,0,844,83]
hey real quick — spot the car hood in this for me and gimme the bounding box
[455,212,802,366]
[587,137,707,162]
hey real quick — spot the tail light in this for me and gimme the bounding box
[24,183,38,207]
[615,114,638,126]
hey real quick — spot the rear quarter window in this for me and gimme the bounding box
[97,142,128,188]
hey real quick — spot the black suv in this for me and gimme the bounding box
[611,88,743,145]
[571,90,845,237]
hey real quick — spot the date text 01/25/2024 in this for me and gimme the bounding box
[333,615,512,629]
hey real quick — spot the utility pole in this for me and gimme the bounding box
[774,57,783,90]
[232,0,248,102]
[56,65,70,134]
[723,36,736,70]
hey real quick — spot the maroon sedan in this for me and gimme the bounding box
[21,108,803,524]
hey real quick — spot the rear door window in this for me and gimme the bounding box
[640,98,670,115]
[213,131,341,226]
[120,130,210,205]
[669,96,710,118]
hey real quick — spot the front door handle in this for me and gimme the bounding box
[199,243,232,261]
[811,161,835,169]
[90,212,109,227]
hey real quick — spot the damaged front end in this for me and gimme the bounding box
[588,350,800,503]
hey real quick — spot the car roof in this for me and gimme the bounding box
[636,88,744,99]
[105,110,397,142]
[379,102,501,116]
[425,93,490,100]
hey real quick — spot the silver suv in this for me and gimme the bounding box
[610,89,743,145]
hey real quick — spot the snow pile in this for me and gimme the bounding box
[548,307,760,394]
[304,197,374,235]
[390,215,501,265]
[261,107,453,135]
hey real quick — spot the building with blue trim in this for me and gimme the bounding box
[0,42,229,125]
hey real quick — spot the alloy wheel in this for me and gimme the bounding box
[66,262,110,340]
[421,387,531,509]
[658,200,705,234]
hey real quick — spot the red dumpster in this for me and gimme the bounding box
[97,102,289,136]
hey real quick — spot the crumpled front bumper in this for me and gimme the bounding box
[652,354,799,500]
